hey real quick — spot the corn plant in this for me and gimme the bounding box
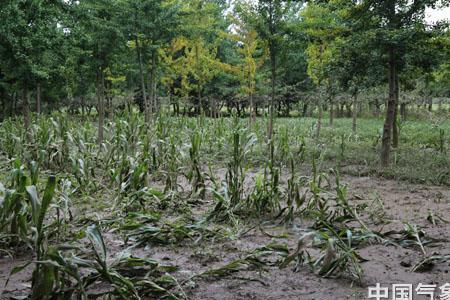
[53,178,74,241]
[0,161,35,246]
[2,171,58,299]
[338,133,346,167]
[187,131,205,198]
[0,180,29,246]
[381,223,444,249]
[194,243,289,281]
[0,119,25,159]
[122,212,223,246]
[161,134,182,192]
[427,210,448,225]
[23,176,57,299]
[205,182,239,226]
[282,157,306,224]
[246,168,280,218]
[25,224,183,299]
[305,153,330,214]
[226,121,256,207]
[439,128,445,153]
[70,156,95,191]
[277,126,290,164]
[280,228,366,281]
[207,122,258,221]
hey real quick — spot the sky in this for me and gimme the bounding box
[425,6,450,24]
[233,1,450,25]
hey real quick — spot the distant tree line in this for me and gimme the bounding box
[0,0,449,165]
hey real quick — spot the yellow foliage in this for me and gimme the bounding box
[220,20,267,96]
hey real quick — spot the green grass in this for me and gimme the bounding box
[271,116,450,185]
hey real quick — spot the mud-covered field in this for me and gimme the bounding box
[1,115,449,300]
[2,171,449,300]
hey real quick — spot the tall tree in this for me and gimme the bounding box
[73,0,125,144]
[0,0,66,137]
[179,0,225,115]
[237,0,292,139]
[301,2,344,136]
[222,14,267,123]
[120,0,180,121]
[347,0,450,167]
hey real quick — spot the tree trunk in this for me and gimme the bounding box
[249,93,255,124]
[373,98,381,117]
[236,101,241,117]
[169,91,176,116]
[392,74,399,148]
[36,83,41,114]
[400,103,406,121]
[268,51,275,140]
[392,104,399,148]
[135,36,149,123]
[337,103,343,118]
[277,98,282,115]
[7,93,14,117]
[285,101,290,117]
[209,97,213,118]
[0,97,4,121]
[175,95,180,116]
[316,104,322,138]
[197,87,202,116]
[380,47,397,167]
[13,92,17,114]
[214,98,218,118]
[427,97,432,112]
[352,92,358,133]
[149,50,156,118]
[345,103,352,117]
[392,111,398,148]
[97,69,105,145]
[302,103,308,117]
[107,82,113,119]
[153,71,158,115]
[23,87,31,141]
[81,96,85,116]
[215,98,219,118]
[329,98,334,126]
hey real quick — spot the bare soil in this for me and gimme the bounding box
[1,174,449,300]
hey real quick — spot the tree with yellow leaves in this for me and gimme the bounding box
[184,38,220,115]
[159,38,187,115]
[221,16,267,124]
[302,2,345,137]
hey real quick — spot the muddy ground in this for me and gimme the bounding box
[1,173,449,300]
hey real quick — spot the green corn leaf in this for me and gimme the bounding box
[26,186,40,227]
[4,262,32,288]
[31,263,56,300]
[86,224,107,263]
[30,161,39,185]
[37,176,56,234]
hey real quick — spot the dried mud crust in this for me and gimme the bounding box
[1,175,449,300]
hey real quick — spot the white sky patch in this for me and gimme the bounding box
[425,6,450,24]
[228,1,449,25]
